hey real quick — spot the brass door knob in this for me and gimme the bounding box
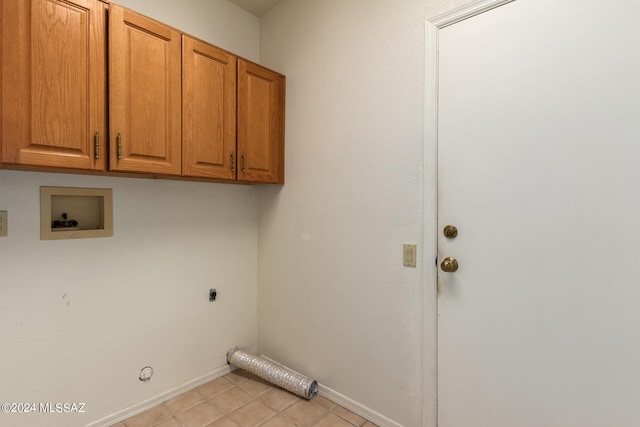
[440,257,459,273]
[443,225,458,238]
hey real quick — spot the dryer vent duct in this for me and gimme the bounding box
[227,348,318,399]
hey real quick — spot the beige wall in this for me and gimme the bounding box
[0,1,260,426]
[257,0,476,426]
[0,0,481,426]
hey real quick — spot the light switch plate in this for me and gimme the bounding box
[0,211,7,237]
[403,243,416,267]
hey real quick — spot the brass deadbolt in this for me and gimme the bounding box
[443,225,458,238]
[440,257,459,273]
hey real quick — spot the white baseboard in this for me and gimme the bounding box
[85,364,233,427]
[86,358,403,427]
[257,354,402,427]
[318,384,403,427]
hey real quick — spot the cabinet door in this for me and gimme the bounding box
[1,0,107,170]
[108,5,181,175]
[237,59,285,184]
[182,36,236,179]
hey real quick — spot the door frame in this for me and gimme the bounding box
[423,1,515,425]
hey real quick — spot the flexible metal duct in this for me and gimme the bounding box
[227,348,318,399]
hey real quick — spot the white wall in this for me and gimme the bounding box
[257,1,475,426]
[0,1,260,426]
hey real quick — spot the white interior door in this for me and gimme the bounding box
[436,1,640,426]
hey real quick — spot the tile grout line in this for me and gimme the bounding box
[120,371,377,427]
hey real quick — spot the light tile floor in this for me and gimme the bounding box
[111,370,378,427]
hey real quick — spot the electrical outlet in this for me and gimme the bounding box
[0,211,7,237]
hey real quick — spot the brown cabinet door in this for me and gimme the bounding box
[108,5,181,175]
[1,0,107,170]
[237,59,285,184]
[182,36,236,180]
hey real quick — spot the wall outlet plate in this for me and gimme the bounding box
[0,211,7,237]
[403,243,417,267]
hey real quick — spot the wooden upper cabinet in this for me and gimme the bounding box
[108,4,181,175]
[182,36,237,180]
[237,59,285,184]
[1,0,107,170]
[1,1,285,184]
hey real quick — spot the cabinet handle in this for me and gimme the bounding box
[242,153,246,173]
[117,132,122,160]
[231,152,235,173]
[94,131,99,159]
